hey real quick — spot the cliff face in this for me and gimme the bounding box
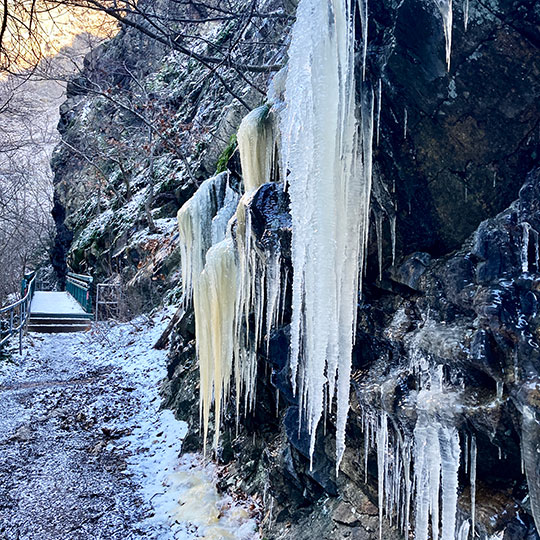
[163,1,540,539]
[51,0,290,313]
[52,0,540,538]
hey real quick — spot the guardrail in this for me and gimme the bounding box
[66,271,93,313]
[0,272,36,354]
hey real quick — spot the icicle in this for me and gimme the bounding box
[521,222,531,273]
[439,427,460,540]
[403,108,408,139]
[194,238,238,453]
[364,415,371,483]
[237,105,274,193]
[496,381,503,399]
[463,0,469,31]
[390,214,397,266]
[377,412,388,540]
[493,171,497,187]
[282,0,372,470]
[376,213,384,280]
[211,185,239,245]
[358,0,369,80]
[434,0,453,69]
[403,441,412,536]
[464,434,469,474]
[457,520,470,540]
[265,253,282,352]
[470,435,477,538]
[521,406,540,534]
[376,78,382,145]
[177,172,231,306]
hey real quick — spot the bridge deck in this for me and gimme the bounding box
[30,292,88,317]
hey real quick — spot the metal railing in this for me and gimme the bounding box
[95,283,122,321]
[0,272,36,354]
[66,271,93,313]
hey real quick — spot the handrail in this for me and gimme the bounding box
[0,272,36,354]
[66,271,93,313]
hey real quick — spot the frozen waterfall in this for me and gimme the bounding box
[282,0,373,469]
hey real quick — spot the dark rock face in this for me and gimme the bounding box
[50,192,73,290]
[368,0,540,260]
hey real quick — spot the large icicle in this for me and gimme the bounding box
[237,104,275,193]
[194,237,238,453]
[433,0,453,69]
[282,0,373,469]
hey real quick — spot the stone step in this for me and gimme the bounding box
[29,317,92,326]
[28,321,91,333]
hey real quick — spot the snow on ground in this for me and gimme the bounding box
[0,308,259,539]
[30,291,87,314]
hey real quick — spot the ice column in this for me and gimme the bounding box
[282,0,374,468]
[195,237,238,453]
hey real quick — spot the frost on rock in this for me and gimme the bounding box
[237,104,275,193]
[282,0,373,469]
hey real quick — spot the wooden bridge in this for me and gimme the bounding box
[0,271,93,353]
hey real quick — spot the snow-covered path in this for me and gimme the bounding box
[0,310,259,540]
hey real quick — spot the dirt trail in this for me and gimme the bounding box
[0,330,151,540]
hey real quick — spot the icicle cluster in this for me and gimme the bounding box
[177,172,237,306]
[282,0,373,469]
[177,104,284,452]
[195,237,238,453]
[362,335,464,540]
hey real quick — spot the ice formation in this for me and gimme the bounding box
[359,0,369,80]
[237,104,275,193]
[363,334,463,540]
[521,405,540,533]
[177,172,233,305]
[282,0,373,469]
[470,435,477,536]
[433,0,453,69]
[376,78,382,145]
[521,222,539,273]
[195,237,238,453]
[179,109,283,451]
